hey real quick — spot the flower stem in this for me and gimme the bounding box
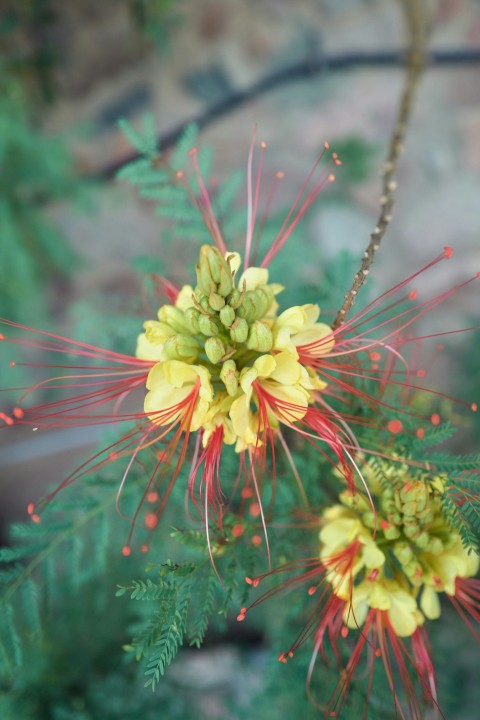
[332,0,430,330]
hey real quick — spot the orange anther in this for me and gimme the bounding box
[387,419,403,435]
[249,502,261,518]
[232,524,244,538]
[145,513,158,529]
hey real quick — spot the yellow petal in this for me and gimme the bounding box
[146,362,166,390]
[420,586,441,620]
[225,251,241,276]
[136,333,165,362]
[261,382,309,422]
[276,306,306,332]
[239,367,258,393]
[143,320,174,344]
[230,394,256,444]
[302,304,321,324]
[388,588,419,637]
[362,541,386,569]
[144,384,191,425]
[368,584,391,611]
[253,354,277,378]
[269,352,302,385]
[320,518,362,549]
[293,323,334,353]
[175,284,195,310]
[238,267,269,291]
[346,584,370,628]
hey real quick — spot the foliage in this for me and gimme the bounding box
[128,0,181,49]
[0,85,84,325]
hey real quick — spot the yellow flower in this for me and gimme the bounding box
[272,303,334,357]
[319,461,480,638]
[145,360,212,430]
[347,577,421,637]
[134,246,355,494]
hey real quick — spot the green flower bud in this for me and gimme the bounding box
[209,292,226,311]
[387,511,402,526]
[393,542,413,566]
[383,523,401,540]
[228,289,243,308]
[205,337,226,364]
[403,559,423,586]
[184,307,200,333]
[219,305,235,328]
[164,334,199,361]
[250,287,272,320]
[402,500,418,518]
[196,245,233,297]
[237,292,257,323]
[246,321,273,352]
[230,317,248,344]
[220,359,239,396]
[362,511,376,529]
[158,306,190,333]
[412,530,430,549]
[198,314,222,337]
[417,507,434,524]
[399,481,428,515]
[427,537,443,555]
[403,520,420,540]
[193,288,210,313]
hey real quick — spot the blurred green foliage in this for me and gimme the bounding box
[0,84,83,325]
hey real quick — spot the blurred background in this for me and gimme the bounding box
[1,1,480,718]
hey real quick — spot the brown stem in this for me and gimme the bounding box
[332,0,430,330]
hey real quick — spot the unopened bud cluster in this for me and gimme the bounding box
[140,245,281,394]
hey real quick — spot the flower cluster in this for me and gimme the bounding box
[137,244,333,451]
[240,460,480,717]
[321,465,478,634]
